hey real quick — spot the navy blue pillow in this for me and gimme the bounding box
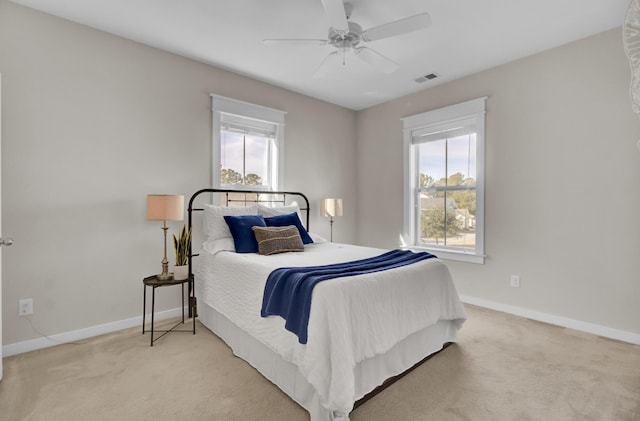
[223,215,266,253]
[264,212,313,245]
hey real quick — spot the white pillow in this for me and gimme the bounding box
[257,203,301,218]
[202,237,236,254]
[203,204,259,242]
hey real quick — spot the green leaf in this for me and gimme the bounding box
[173,224,193,266]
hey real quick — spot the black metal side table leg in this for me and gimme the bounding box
[192,300,196,334]
[150,285,156,346]
[142,284,146,334]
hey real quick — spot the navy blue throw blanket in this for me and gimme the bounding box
[261,249,436,344]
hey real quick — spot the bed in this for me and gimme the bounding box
[187,189,466,421]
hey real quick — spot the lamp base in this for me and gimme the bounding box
[156,272,173,281]
[156,256,172,281]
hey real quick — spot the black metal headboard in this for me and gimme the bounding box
[185,188,311,318]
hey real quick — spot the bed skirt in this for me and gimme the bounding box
[197,298,460,421]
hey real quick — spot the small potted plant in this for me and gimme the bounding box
[172,224,192,280]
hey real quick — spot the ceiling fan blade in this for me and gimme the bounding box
[354,47,399,74]
[263,39,328,46]
[320,0,349,35]
[312,51,340,79]
[361,13,431,42]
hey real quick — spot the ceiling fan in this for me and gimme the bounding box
[263,0,431,78]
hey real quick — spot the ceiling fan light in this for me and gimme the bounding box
[313,51,339,78]
[355,47,399,74]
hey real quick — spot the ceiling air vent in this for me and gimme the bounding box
[415,73,439,83]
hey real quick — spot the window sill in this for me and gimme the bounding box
[219,185,274,192]
[406,246,485,264]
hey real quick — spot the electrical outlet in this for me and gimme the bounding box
[19,299,33,316]
[510,275,520,288]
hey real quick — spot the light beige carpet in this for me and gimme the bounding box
[1,305,639,421]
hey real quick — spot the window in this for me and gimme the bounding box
[402,97,486,263]
[211,95,286,191]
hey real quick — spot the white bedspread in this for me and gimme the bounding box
[196,242,466,415]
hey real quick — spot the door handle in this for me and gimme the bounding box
[0,238,14,247]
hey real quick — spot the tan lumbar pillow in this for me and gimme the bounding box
[252,225,304,255]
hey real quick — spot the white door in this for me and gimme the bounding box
[0,74,14,382]
[0,73,3,380]
[0,73,10,381]
[0,73,3,381]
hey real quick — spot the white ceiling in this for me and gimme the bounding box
[10,0,630,110]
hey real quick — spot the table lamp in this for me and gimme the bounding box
[320,198,343,242]
[147,194,184,280]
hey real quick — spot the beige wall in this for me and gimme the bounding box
[0,1,357,345]
[356,28,640,336]
[1,0,638,348]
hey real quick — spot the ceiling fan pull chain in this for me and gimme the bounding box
[342,40,346,65]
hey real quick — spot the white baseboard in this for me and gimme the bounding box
[460,295,640,345]
[3,306,186,357]
[4,298,639,357]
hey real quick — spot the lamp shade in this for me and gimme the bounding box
[320,198,343,218]
[146,194,184,221]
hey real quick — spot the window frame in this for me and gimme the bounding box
[402,97,487,264]
[211,94,286,192]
